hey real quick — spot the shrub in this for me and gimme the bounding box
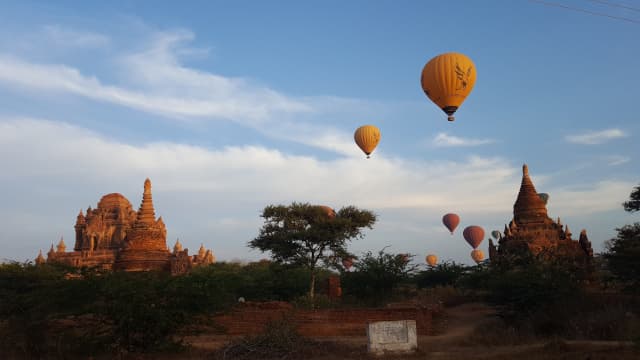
[413,261,470,289]
[341,248,418,306]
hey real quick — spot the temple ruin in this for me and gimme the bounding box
[38,178,215,274]
[488,164,594,263]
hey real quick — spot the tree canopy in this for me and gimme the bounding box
[623,184,640,213]
[341,248,417,305]
[604,183,640,292]
[249,202,376,298]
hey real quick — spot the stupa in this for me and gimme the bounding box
[488,164,594,262]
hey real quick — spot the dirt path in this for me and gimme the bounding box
[424,302,496,345]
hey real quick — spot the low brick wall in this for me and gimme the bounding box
[212,301,440,337]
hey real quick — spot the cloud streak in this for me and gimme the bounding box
[432,132,494,147]
[565,128,628,145]
[42,25,111,48]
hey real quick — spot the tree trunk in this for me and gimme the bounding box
[309,271,316,299]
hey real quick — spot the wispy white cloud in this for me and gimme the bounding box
[42,25,110,48]
[549,180,635,215]
[0,53,310,121]
[431,132,494,147]
[605,155,630,166]
[0,28,371,155]
[565,128,628,145]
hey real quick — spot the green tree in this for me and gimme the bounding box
[414,261,469,288]
[249,202,376,298]
[342,248,418,305]
[605,183,640,292]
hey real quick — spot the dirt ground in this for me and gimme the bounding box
[177,303,637,359]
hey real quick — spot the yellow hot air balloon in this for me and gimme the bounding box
[420,52,477,121]
[354,125,381,158]
[426,254,437,267]
[471,249,484,264]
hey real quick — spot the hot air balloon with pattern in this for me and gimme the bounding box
[421,52,477,122]
[442,213,460,235]
[463,225,485,249]
[354,125,381,158]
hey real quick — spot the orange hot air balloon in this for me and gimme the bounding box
[317,205,336,219]
[471,249,484,263]
[342,258,354,270]
[426,254,437,267]
[354,125,381,158]
[442,213,460,235]
[420,52,477,121]
[463,225,485,249]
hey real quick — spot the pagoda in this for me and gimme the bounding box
[488,164,594,262]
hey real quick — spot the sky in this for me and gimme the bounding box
[0,0,638,266]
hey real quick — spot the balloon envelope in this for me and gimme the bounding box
[342,258,353,270]
[471,249,484,263]
[442,213,460,234]
[463,225,485,249]
[538,193,549,205]
[491,230,501,239]
[426,254,437,267]
[421,52,477,121]
[354,125,381,158]
[317,205,336,219]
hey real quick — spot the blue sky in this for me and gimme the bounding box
[0,0,638,265]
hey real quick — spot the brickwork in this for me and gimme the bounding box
[212,301,440,337]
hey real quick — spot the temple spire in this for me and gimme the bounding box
[173,238,183,254]
[76,210,85,224]
[513,163,549,224]
[136,178,157,224]
[35,250,45,265]
[57,237,66,253]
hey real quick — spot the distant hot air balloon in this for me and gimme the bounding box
[354,125,381,158]
[317,205,336,219]
[491,230,501,240]
[342,258,354,271]
[538,193,549,205]
[442,213,460,235]
[426,254,438,267]
[463,225,485,249]
[399,254,410,264]
[421,52,477,121]
[471,249,484,263]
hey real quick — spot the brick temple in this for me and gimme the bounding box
[488,164,594,263]
[36,179,215,274]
